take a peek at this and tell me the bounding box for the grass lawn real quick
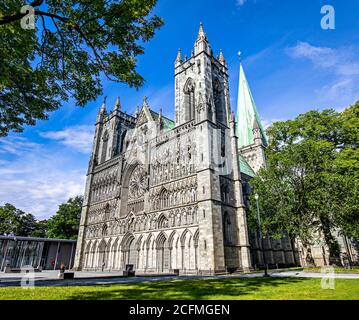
[0,277,358,300]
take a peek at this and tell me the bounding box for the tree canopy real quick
[0,0,163,136]
[46,196,83,240]
[249,101,359,262]
[0,203,47,237]
[0,196,82,239]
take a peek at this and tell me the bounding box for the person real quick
[60,262,65,273]
[102,261,105,272]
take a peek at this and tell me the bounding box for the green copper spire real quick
[236,63,268,148]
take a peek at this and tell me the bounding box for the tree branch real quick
[0,1,45,25]
[51,17,66,80]
[1,5,117,82]
[39,15,49,66]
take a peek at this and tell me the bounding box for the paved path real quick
[270,270,359,279]
[0,270,358,288]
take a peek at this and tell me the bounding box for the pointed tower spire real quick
[114,96,121,111]
[197,21,206,41]
[194,22,211,55]
[236,63,268,148]
[101,96,107,112]
[253,117,260,130]
[175,48,182,66]
[219,49,226,65]
[253,117,262,145]
[96,96,107,123]
[143,96,149,108]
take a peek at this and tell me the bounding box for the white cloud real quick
[40,125,94,153]
[262,118,286,129]
[315,78,357,110]
[0,135,87,219]
[287,42,359,108]
[235,0,258,8]
[236,0,247,6]
[287,41,359,76]
[0,136,40,156]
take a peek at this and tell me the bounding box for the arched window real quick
[101,130,109,163]
[102,224,108,236]
[159,188,168,209]
[223,212,233,245]
[158,214,168,229]
[184,78,195,122]
[104,203,110,221]
[213,78,224,123]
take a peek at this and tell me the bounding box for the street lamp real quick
[254,193,269,277]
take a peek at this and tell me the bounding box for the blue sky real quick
[1,0,359,219]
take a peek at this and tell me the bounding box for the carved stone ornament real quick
[128,165,147,200]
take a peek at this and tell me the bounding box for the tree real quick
[0,0,163,136]
[249,102,359,264]
[46,196,83,240]
[330,102,359,241]
[0,203,44,236]
[31,219,48,238]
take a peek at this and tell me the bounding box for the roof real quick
[236,64,268,148]
[149,109,175,130]
[0,235,76,243]
[238,154,255,178]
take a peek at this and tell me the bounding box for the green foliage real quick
[249,101,359,259]
[31,219,48,238]
[0,203,45,237]
[46,196,83,240]
[0,0,163,136]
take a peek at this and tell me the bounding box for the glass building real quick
[0,235,76,272]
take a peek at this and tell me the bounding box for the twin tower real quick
[174,22,231,127]
[73,24,255,274]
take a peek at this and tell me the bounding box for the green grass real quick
[304,267,359,273]
[0,277,358,300]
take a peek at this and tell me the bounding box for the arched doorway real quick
[121,233,137,270]
[98,240,106,270]
[127,238,137,267]
[156,232,170,272]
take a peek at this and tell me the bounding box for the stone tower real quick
[73,23,253,274]
[174,23,231,127]
[174,23,252,272]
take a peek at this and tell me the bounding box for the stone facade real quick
[74,24,257,274]
[74,24,357,274]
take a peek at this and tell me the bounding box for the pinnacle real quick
[197,21,207,41]
[114,96,121,110]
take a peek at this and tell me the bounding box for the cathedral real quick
[73,24,357,273]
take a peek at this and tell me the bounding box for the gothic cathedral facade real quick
[73,24,298,274]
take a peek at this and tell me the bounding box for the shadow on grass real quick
[68,277,310,300]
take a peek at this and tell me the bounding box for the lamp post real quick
[254,193,269,277]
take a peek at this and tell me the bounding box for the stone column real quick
[229,114,252,271]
